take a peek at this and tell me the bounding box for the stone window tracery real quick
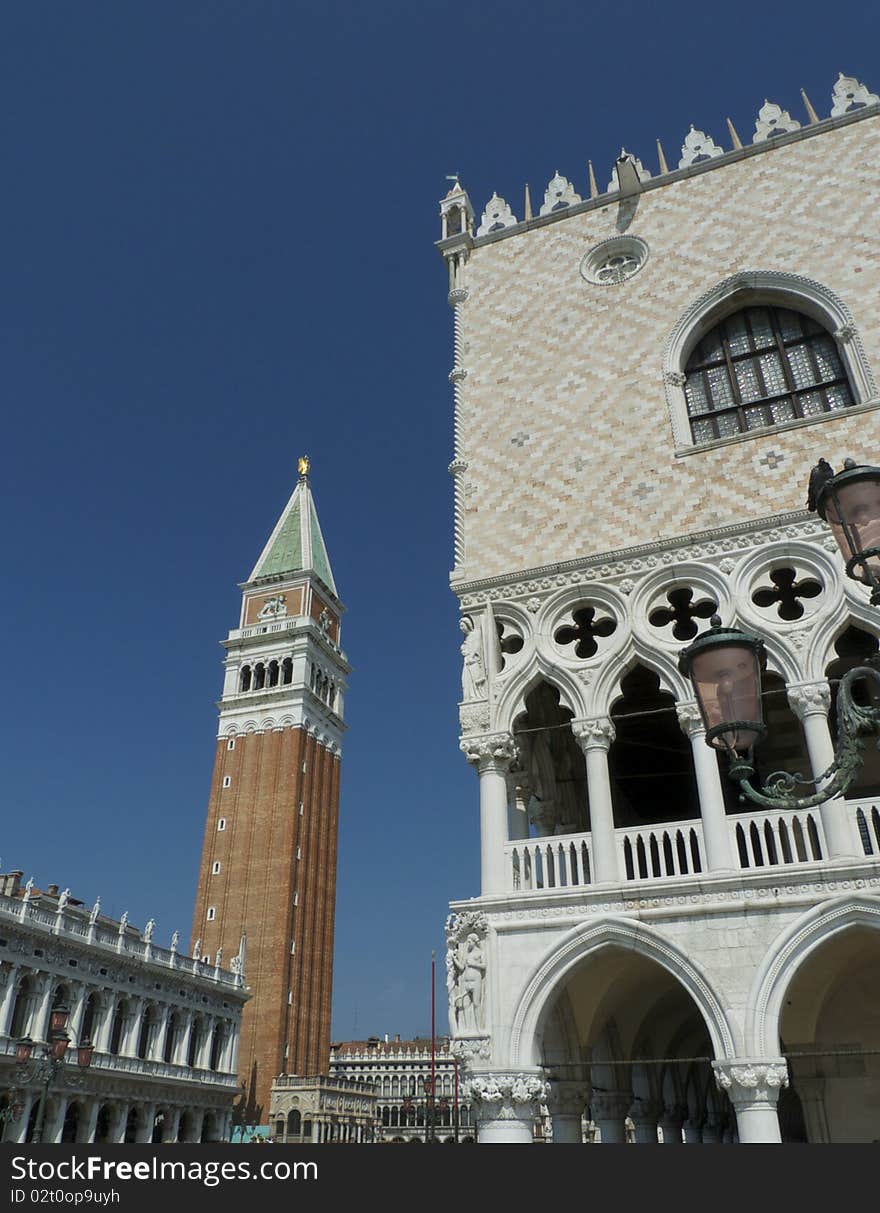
[684,305,854,442]
[648,586,717,641]
[750,566,823,621]
[553,604,617,658]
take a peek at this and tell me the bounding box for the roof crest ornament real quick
[298,454,310,480]
[752,100,801,143]
[831,73,879,117]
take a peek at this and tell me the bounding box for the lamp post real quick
[14,1006,94,1143]
[678,457,880,812]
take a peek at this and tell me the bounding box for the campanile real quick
[192,457,348,1123]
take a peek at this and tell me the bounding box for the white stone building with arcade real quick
[438,75,880,1144]
[0,871,247,1143]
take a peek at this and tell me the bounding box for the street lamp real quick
[13,1006,94,1143]
[808,457,880,604]
[678,456,880,811]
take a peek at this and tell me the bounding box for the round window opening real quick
[580,236,649,286]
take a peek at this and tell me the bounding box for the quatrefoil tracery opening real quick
[496,619,525,669]
[553,605,617,658]
[648,587,718,641]
[751,566,823,621]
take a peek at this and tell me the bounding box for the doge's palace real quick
[438,75,880,1143]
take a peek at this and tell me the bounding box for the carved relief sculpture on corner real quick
[445,911,488,1037]
[460,615,487,702]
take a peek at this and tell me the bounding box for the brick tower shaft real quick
[191,458,348,1123]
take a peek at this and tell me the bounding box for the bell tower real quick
[191,456,349,1124]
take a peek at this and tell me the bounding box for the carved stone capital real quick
[448,458,469,477]
[448,287,469,306]
[571,717,616,752]
[546,1081,589,1117]
[712,1058,789,1108]
[464,1072,550,1121]
[786,681,831,720]
[834,324,855,344]
[663,369,687,388]
[448,366,468,383]
[460,732,517,770]
[675,701,705,738]
[449,1037,491,1066]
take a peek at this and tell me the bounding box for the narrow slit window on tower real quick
[227,738,236,751]
[293,891,299,906]
[222,776,232,789]
[207,907,216,921]
[212,862,221,875]
[296,846,301,860]
[217,818,226,831]
[299,802,304,815]
[290,940,296,955]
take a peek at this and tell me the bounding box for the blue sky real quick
[1,2,877,1040]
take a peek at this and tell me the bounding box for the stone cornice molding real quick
[571,718,616,751]
[460,107,880,253]
[460,732,517,769]
[712,1058,788,1108]
[464,1072,550,1120]
[786,681,832,719]
[454,513,824,605]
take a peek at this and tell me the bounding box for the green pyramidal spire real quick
[247,456,338,595]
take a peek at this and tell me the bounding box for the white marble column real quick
[591,1090,631,1144]
[468,1073,548,1144]
[507,768,532,841]
[677,702,737,870]
[462,734,517,896]
[8,1091,33,1144]
[659,1103,686,1144]
[33,977,55,1041]
[68,982,90,1045]
[794,1075,830,1143]
[572,719,620,883]
[135,1102,156,1143]
[788,682,861,858]
[713,1059,787,1144]
[0,963,21,1036]
[120,997,145,1057]
[110,1103,130,1144]
[148,1005,171,1062]
[192,1109,206,1143]
[42,1096,68,1144]
[78,1099,100,1144]
[629,1097,661,1144]
[196,1017,215,1070]
[94,996,115,1054]
[547,1082,588,1143]
[167,1107,183,1143]
[175,1010,194,1067]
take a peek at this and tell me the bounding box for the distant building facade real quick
[437,76,880,1143]
[0,872,247,1143]
[330,1037,475,1142]
[191,458,348,1124]
[269,1074,377,1143]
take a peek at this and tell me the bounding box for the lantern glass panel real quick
[690,643,763,753]
[825,475,880,583]
[50,1035,69,1061]
[50,1007,70,1034]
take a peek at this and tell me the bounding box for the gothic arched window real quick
[684,305,854,442]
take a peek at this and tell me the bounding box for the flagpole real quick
[430,949,436,1143]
